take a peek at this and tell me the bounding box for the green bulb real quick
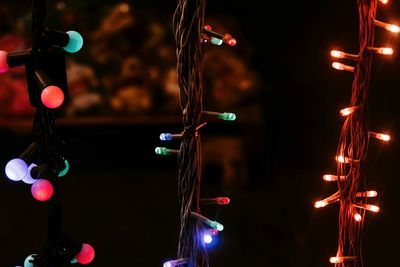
[58,159,69,177]
[155,147,169,155]
[218,112,236,121]
[64,31,84,53]
[210,221,224,231]
[71,258,78,264]
[210,37,223,46]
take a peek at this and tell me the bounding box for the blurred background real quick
[0,0,400,266]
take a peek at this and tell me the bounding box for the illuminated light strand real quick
[154,147,180,155]
[366,46,393,55]
[356,190,378,198]
[190,211,224,231]
[335,155,360,164]
[159,133,183,141]
[353,203,380,213]
[374,19,400,33]
[163,258,189,267]
[354,213,362,222]
[329,256,357,264]
[369,131,391,142]
[332,62,355,72]
[330,50,359,60]
[315,191,340,208]
[340,106,359,116]
[322,174,347,181]
[200,197,230,205]
[202,26,236,46]
[202,111,237,121]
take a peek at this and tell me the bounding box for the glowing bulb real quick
[0,50,9,73]
[380,0,389,4]
[369,131,391,142]
[315,200,327,208]
[332,62,354,72]
[216,197,230,205]
[71,258,78,264]
[5,158,28,181]
[155,147,179,155]
[356,190,378,197]
[354,203,380,213]
[163,258,189,267]
[160,133,173,141]
[210,37,223,45]
[340,106,358,116]
[329,256,357,264]
[209,221,224,231]
[64,31,84,53]
[31,179,54,201]
[370,205,380,212]
[203,233,213,244]
[387,24,400,33]
[378,47,393,55]
[227,38,237,46]
[203,25,212,31]
[323,174,346,181]
[354,213,362,222]
[24,254,37,267]
[330,50,344,58]
[22,163,38,184]
[41,85,64,109]
[58,159,69,177]
[218,112,236,121]
[75,243,95,264]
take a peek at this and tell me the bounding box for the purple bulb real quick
[22,163,37,184]
[5,158,28,181]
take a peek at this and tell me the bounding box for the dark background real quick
[1,0,400,266]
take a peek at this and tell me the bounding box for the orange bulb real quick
[315,200,327,208]
[369,131,391,142]
[335,155,359,164]
[387,24,400,33]
[354,203,380,213]
[332,62,354,72]
[330,50,343,58]
[379,0,389,4]
[329,256,357,264]
[340,106,358,116]
[378,47,393,55]
[356,191,378,198]
[41,85,64,109]
[323,174,346,181]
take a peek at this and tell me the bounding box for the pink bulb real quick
[227,38,237,46]
[31,179,54,201]
[41,85,64,109]
[0,50,9,73]
[75,243,95,264]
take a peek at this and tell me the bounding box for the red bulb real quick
[75,243,95,264]
[217,197,230,205]
[227,38,237,46]
[41,85,64,109]
[31,179,54,201]
[203,24,212,31]
[0,50,9,73]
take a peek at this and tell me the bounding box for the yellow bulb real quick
[331,50,343,58]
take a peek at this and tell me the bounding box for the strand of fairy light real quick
[155,18,237,267]
[315,0,397,265]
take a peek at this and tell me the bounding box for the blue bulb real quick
[64,31,83,53]
[24,254,36,267]
[163,261,173,267]
[5,158,28,181]
[160,133,173,141]
[203,233,213,244]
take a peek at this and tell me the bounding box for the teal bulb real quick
[24,254,37,267]
[210,37,223,45]
[64,31,83,53]
[58,159,69,177]
[71,258,78,264]
[219,112,237,121]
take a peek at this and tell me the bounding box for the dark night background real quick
[1,0,400,266]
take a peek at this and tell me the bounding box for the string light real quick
[31,179,54,201]
[24,254,37,267]
[332,62,355,72]
[329,256,357,264]
[5,158,28,182]
[201,197,230,205]
[163,258,189,267]
[22,163,38,185]
[314,191,340,208]
[322,174,347,181]
[356,190,378,197]
[353,203,380,213]
[330,50,359,60]
[374,19,400,33]
[159,133,183,141]
[74,243,95,264]
[369,131,391,142]
[57,159,70,177]
[340,106,359,116]
[335,155,360,164]
[202,111,237,121]
[379,0,389,4]
[154,147,179,155]
[191,212,224,231]
[34,70,64,109]
[366,46,394,55]
[354,213,362,222]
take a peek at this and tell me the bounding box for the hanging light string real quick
[316,0,397,265]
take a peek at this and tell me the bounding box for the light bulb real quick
[329,256,357,263]
[218,112,236,121]
[354,213,362,222]
[217,197,230,205]
[22,163,38,184]
[75,243,95,264]
[378,47,393,55]
[331,50,344,58]
[24,254,37,267]
[380,0,389,4]
[369,131,391,142]
[340,106,359,116]
[5,158,28,181]
[160,133,173,141]
[353,203,380,213]
[209,220,224,231]
[323,174,346,181]
[203,25,212,31]
[0,50,9,73]
[210,37,223,45]
[203,233,213,244]
[356,191,378,198]
[332,62,354,72]
[374,19,400,33]
[58,159,69,177]
[330,50,358,60]
[163,258,189,267]
[155,147,179,155]
[64,31,84,53]
[314,192,340,208]
[31,179,54,201]
[71,258,78,264]
[335,155,359,164]
[41,85,64,108]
